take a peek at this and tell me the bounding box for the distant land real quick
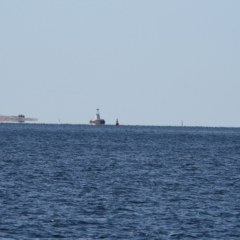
[0,115,38,123]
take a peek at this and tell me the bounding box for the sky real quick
[0,0,239,126]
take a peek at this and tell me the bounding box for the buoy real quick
[116,119,119,126]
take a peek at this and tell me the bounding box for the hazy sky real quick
[1,1,239,126]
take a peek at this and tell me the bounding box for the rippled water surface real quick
[1,123,240,239]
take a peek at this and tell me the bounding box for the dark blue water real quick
[1,124,240,239]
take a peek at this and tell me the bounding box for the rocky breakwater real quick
[0,115,38,123]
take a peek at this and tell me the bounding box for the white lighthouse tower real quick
[95,109,100,120]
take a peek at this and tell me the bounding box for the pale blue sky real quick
[0,0,239,126]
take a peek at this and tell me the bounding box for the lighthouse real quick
[89,109,105,125]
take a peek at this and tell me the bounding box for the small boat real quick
[89,109,105,125]
[116,119,119,126]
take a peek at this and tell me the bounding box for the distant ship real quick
[0,114,38,123]
[89,109,105,125]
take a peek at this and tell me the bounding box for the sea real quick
[1,123,240,239]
